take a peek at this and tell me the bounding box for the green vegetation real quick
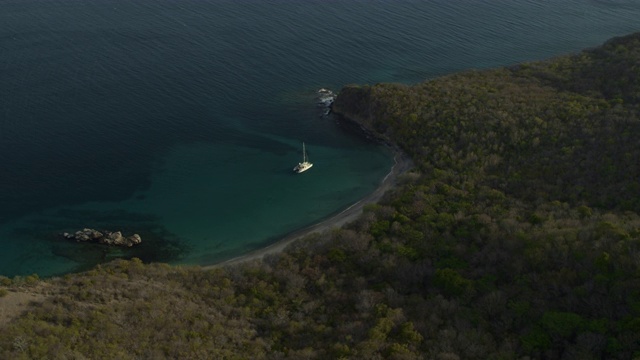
[2,32,640,359]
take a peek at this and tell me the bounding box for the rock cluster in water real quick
[63,228,142,247]
[317,88,335,115]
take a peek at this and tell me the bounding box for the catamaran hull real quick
[294,163,313,173]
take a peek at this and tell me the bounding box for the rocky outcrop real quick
[63,228,142,247]
[331,84,393,145]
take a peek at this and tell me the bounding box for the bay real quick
[1,0,639,277]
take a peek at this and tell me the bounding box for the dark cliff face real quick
[331,84,383,142]
[332,83,408,143]
[331,85,373,122]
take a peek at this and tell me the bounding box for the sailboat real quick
[293,142,313,173]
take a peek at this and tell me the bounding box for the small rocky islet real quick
[63,228,142,247]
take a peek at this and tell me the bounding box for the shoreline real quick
[207,144,413,268]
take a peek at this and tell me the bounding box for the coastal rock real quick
[64,228,104,242]
[317,88,335,116]
[317,88,335,107]
[127,234,142,246]
[105,231,123,245]
[63,228,142,247]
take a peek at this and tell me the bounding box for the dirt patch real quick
[0,287,49,328]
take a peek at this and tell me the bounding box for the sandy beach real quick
[210,145,413,268]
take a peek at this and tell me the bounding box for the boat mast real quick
[303,142,307,162]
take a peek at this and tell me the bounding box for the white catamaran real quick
[293,142,313,173]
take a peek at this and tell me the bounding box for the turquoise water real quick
[1,0,639,277]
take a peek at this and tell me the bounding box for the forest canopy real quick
[2,32,640,359]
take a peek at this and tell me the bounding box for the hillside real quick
[2,33,640,359]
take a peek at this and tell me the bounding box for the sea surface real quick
[1,0,639,277]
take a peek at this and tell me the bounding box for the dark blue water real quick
[1,0,639,277]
